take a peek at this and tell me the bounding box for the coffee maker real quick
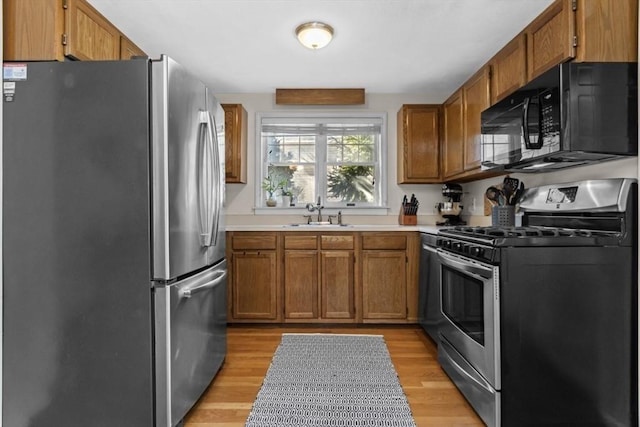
[436,183,465,226]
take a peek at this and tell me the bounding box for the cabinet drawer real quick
[231,234,277,250]
[321,235,354,250]
[284,235,318,250]
[362,234,407,250]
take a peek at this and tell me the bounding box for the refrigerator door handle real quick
[197,110,215,247]
[207,111,222,248]
[178,270,227,299]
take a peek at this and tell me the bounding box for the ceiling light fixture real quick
[295,22,334,50]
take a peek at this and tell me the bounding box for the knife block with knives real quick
[399,194,419,225]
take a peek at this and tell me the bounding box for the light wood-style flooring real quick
[183,325,484,427]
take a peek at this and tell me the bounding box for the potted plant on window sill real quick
[280,185,294,207]
[261,174,284,207]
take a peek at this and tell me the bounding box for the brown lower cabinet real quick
[228,232,280,322]
[320,241,355,321]
[362,250,407,320]
[227,231,419,324]
[283,233,355,322]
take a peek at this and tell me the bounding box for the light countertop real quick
[226,224,441,234]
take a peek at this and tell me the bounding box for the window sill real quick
[253,206,390,216]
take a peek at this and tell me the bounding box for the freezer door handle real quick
[197,110,215,247]
[178,270,227,299]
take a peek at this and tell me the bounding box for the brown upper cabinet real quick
[120,35,146,60]
[397,104,441,184]
[442,90,465,179]
[528,0,638,80]
[441,67,500,183]
[65,0,120,60]
[526,0,576,80]
[415,0,637,184]
[462,66,491,172]
[490,34,527,104]
[221,104,248,184]
[574,0,638,62]
[489,0,637,103]
[4,0,146,61]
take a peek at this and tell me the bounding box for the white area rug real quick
[245,333,417,427]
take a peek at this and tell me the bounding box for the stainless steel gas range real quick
[434,178,638,427]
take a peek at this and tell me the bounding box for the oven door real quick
[437,249,500,389]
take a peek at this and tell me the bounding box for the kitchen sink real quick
[284,222,352,228]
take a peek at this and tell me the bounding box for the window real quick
[257,113,387,209]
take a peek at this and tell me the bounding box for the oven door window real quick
[441,265,485,345]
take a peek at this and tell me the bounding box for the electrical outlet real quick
[471,197,477,213]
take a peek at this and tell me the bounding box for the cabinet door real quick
[442,90,464,179]
[575,0,638,62]
[463,67,491,171]
[321,251,354,319]
[397,105,440,183]
[120,34,146,59]
[362,251,407,320]
[65,0,120,60]
[4,0,66,60]
[222,104,248,183]
[526,0,575,80]
[490,33,527,103]
[230,251,278,320]
[284,250,319,319]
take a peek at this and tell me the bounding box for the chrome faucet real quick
[305,196,324,222]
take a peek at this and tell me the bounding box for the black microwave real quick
[481,62,637,172]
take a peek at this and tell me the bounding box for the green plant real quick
[279,183,294,197]
[327,165,374,202]
[261,173,286,199]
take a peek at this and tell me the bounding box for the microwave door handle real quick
[522,96,543,150]
[521,96,532,149]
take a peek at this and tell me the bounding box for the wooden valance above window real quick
[275,88,365,105]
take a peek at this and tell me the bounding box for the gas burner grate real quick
[443,226,618,240]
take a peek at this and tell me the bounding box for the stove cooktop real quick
[440,225,618,240]
[436,225,627,264]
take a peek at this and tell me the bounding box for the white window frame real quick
[254,112,388,214]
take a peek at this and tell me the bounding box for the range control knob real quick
[470,246,484,258]
[452,242,462,251]
[442,240,452,249]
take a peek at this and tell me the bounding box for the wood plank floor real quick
[183,325,484,427]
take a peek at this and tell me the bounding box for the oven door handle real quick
[422,244,438,254]
[437,250,493,280]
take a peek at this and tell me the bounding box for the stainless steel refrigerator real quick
[2,56,227,427]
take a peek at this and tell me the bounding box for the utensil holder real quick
[491,205,515,227]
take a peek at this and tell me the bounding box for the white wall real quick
[217,92,448,225]
[219,92,639,226]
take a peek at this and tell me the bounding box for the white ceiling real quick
[87,0,554,101]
